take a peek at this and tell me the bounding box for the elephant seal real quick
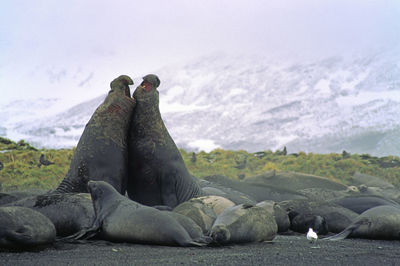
[69,181,209,246]
[289,213,328,235]
[173,198,218,234]
[279,199,358,234]
[0,206,56,249]
[256,200,290,233]
[199,179,257,205]
[329,195,399,214]
[210,204,277,244]
[244,171,347,191]
[325,205,400,240]
[7,193,94,237]
[204,175,307,202]
[190,195,235,215]
[0,189,48,206]
[127,74,203,208]
[162,211,209,241]
[55,75,136,194]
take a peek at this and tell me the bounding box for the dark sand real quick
[1,235,400,265]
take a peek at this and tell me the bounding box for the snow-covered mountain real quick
[1,52,400,156]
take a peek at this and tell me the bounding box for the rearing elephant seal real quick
[55,75,136,194]
[127,74,204,208]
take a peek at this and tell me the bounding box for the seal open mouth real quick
[141,80,153,92]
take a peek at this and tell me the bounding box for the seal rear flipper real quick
[323,224,357,241]
[192,235,213,245]
[58,226,101,242]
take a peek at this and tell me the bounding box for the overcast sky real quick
[1,0,399,105]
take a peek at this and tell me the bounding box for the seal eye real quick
[141,80,153,92]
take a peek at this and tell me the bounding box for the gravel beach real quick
[1,235,400,266]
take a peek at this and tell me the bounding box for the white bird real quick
[306,228,318,243]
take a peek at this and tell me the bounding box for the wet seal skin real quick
[55,75,136,194]
[127,74,204,208]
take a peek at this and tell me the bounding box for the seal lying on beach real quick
[8,193,94,237]
[55,75,135,194]
[127,74,203,208]
[325,205,400,240]
[68,181,210,247]
[0,206,56,249]
[210,204,278,244]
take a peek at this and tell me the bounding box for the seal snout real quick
[140,74,160,92]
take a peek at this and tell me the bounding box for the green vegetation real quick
[1,137,400,191]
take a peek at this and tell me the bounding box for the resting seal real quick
[325,205,400,240]
[210,204,277,244]
[127,74,203,208]
[55,75,135,194]
[69,181,209,246]
[0,206,56,249]
[8,193,94,237]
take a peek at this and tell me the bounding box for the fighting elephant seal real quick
[7,193,94,237]
[210,204,277,244]
[69,181,209,246]
[325,205,400,240]
[0,206,56,249]
[127,74,203,208]
[55,75,136,194]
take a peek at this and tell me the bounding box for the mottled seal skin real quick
[210,204,277,244]
[55,75,136,194]
[256,200,290,233]
[8,193,94,237]
[199,179,257,205]
[173,198,217,234]
[127,74,203,208]
[325,205,400,240]
[0,206,56,249]
[69,181,209,247]
[163,211,209,241]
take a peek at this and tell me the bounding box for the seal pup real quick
[127,74,203,208]
[279,199,358,233]
[210,204,277,244]
[69,181,209,246]
[325,205,400,240]
[0,206,56,249]
[55,75,136,194]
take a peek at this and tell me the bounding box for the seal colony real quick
[3,74,400,250]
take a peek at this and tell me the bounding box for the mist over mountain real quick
[1,51,400,156]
